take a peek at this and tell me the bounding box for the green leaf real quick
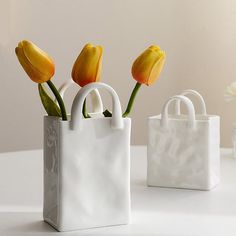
[103,109,112,117]
[38,83,62,117]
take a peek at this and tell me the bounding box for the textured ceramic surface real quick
[147,95,220,190]
[44,82,131,232]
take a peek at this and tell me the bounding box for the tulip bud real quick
[131,45,166,86]
[71,43,103,87]
[15,40,55,83]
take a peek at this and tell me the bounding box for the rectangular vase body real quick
[43,116,131,231]
[147,115,220,190]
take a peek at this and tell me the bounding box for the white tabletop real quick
[0,147,236,235]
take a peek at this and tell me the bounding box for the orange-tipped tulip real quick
[15,40,55,83]
[132,45,166,86]
[71,43,103,87]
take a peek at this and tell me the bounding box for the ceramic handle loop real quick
[57,79,104,113]
[175,89,206,115]
[161,95,196,129]
[70,82,123,130]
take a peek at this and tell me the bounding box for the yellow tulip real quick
[131,45,166,86]
[71,43,103,87]
[15,40,55,83]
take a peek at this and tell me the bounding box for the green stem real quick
[82,99,91,118]
[103,109,112,117]
[47,80,67,121]
[123,82,142,117]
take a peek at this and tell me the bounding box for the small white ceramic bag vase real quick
[147,91,220,190]
[43,82,131,231]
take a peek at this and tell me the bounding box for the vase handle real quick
[57,79,104,114]
[175,89,206,115]
[70,82,123,130]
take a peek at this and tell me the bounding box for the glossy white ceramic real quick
[43,82,131,231]
[57,78,104,114]
[147,94,220,190]
[174,89,207,115]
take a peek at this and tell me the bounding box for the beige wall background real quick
[1,0,236,152]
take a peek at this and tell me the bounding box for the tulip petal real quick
[132,49,159,84]
[21,40,55,79]
[15,46,48,83]
[15,40,55,83]
[38,83,62,117]
[149,45,161,52]
[148,51,166,85]
[132,45,166,85]
[71,43,103,87]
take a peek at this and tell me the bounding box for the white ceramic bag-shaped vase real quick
[147,94,220,190]
[43,82,131,231]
